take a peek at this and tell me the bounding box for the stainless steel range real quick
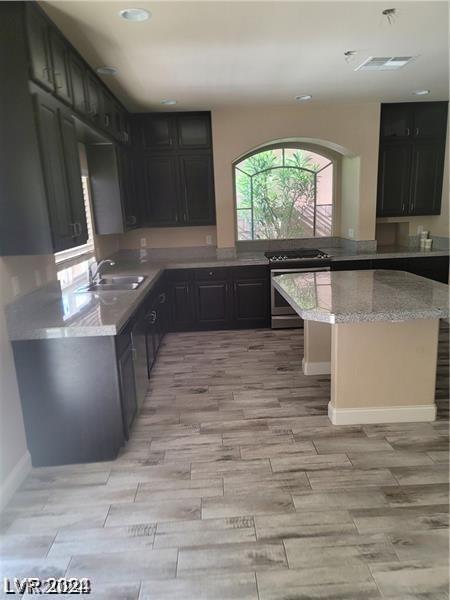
[265,248,331,328]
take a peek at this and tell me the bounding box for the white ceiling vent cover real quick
[355,56,417,71]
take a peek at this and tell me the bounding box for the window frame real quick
[233,142,340,243]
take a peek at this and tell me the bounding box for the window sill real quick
[55,248,95,270]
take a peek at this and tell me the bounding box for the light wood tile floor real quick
[1,325,449,599]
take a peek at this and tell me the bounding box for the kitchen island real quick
[272,269,450,425]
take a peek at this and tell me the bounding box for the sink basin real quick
[75,275,146,293]
[98,276,146,285]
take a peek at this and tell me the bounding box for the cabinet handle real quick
[127,215,137,226]
[402,203,406,213]
[54,72,62,90]
[76,223,82,236]
[69,223,77,237]
[415,127,419,136]
[42,66,50,82]
[406,127,410,136]
[159,293,166,304]
[104,114,111,127]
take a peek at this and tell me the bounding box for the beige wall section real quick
[303,321,331,375]
[120,226,217,250]
[331,319,439,410]
[0,254,57,499]
[211,103,381,248]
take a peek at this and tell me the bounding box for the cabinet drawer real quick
[372,258,409,271]
[331,260,372,271]
[194,267,231,281]
[231,266,268,279]
[166,268,193,282]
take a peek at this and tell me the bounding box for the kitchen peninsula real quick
[273,269,450,425]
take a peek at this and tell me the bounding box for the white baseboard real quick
[302,358,331,376]
[0,451,32,511]
[328,402,437,425]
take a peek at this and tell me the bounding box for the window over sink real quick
[234,144,336,241]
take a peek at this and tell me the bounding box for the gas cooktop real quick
[265,249,330,263]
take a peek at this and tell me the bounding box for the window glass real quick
[235,146,334,240]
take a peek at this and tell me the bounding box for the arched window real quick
[234,144,335,241]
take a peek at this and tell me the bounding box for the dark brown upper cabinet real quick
[133,112,216,227]
[142,155,180,226]
[177,113,211,148]
[68,51,88,115]
[26,3,54,92]
[85,71,102,125]
[49,29,72,104]
[179,154,215,225]
[142,114,175,149]
[140,112,211,150]
[377,102,448,217]
[34,92,87,252]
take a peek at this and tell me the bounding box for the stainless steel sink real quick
[75,275,146,293]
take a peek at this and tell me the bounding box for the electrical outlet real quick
[417,225,424,234]
[34,270,42,287]
[348,228,354,238]
[11,276,20,297]
[140,237,147,248]
[206,235,212,246]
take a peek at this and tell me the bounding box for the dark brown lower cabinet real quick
[194,280,231,329]
[168,266,270,331]
[233,278,269,328]
[117,336,137,441]
[332,256,449,284]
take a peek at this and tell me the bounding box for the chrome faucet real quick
[88,259,116,285]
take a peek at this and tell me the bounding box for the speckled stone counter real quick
[273,269,449,425]
[5,254,268,341]
[272,269,450,324]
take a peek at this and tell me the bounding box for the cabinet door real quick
[34,94,75,252]
[118,147,139,229]
[69,52,88,115]
[26,5,54,91]
[408,256,449,284]
[101,90,114,133]
[143,155,180,226]
[59,109,88,246]
[179,155,215,225]
[233,279,269,328]
[413,103,448,139]
[409,141,444,215]
[193,281,231,329]
[117,342,137,440]
[49,30,72,104]
[176,113,211,148]
[377,142,411,217]
[380,104,413,139]
[331,260,373,271]
[168,281,195,331]
[142,115,175,149]
[86,71,101,125]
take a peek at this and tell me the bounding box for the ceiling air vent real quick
[355,56,416,71]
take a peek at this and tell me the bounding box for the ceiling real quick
[41,1,449,112]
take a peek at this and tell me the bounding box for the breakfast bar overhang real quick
[272,269,450,425]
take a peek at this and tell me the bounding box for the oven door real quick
[270,266,330,328]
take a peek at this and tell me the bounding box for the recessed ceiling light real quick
[161,99,177,105]
[119,8,150,22]
[413,89,430,96]
[295,95,312,102]
[96,66,118,76]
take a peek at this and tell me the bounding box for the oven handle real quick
[271,266,331,275]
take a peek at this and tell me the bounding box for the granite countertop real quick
[6,247,449,341]
[5,255,269,341]
[272,269,450,324]
[323,245,450,261]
